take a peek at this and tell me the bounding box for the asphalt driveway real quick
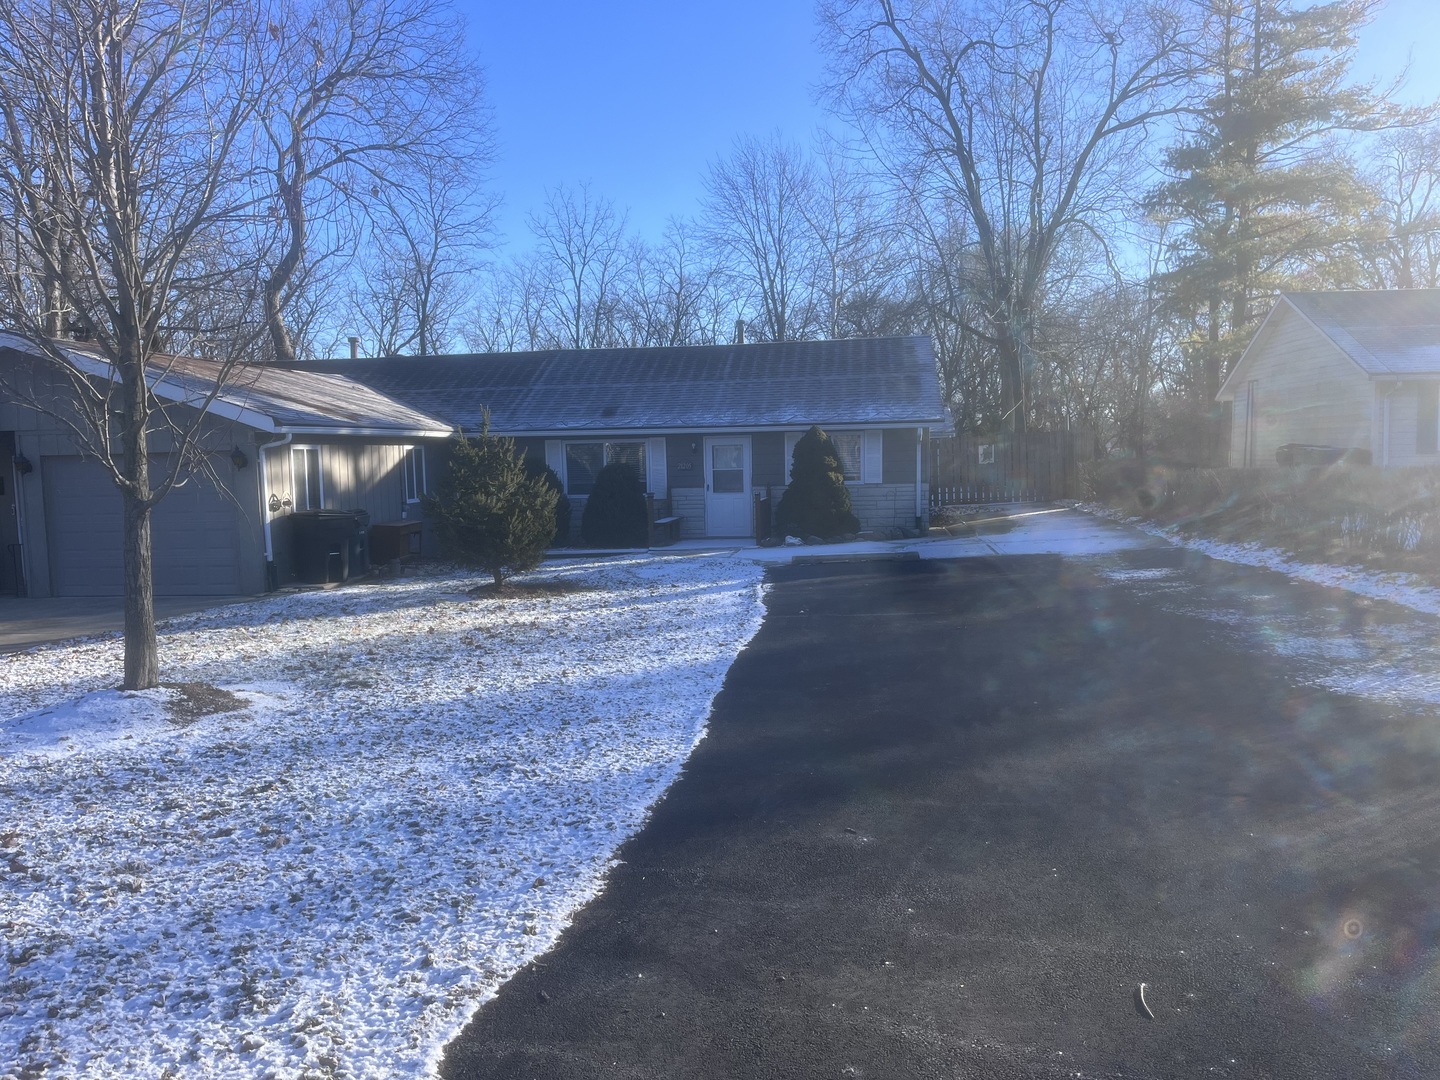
[441,548,1440,1079]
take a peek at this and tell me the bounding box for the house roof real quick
[295,336,947,435]
[0,334,453,438]
[1285,289,1440,377]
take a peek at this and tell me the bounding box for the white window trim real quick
[291,445,324,510]
[403,445,427,503]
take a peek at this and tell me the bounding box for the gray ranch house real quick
[313,335,947,542]
[1220,289,1440,467]
[0,336,451,597]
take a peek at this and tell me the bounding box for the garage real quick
[42,456,246,597]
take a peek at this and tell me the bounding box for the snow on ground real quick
[0,553,766,1080]
[1082,502,1440,618]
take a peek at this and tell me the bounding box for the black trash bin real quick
[290,509,365,584]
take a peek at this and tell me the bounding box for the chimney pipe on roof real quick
[734,319,745,345]
[347,335,360,360]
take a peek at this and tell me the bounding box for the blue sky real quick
[460,0,1440,256]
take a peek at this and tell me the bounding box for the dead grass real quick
[162,682,247,726]
[465,579,596,600]
[1084,459,1440,582]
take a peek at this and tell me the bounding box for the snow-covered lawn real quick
[0,554,766,1079]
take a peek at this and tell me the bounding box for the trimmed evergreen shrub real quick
[523,458,572,544]
[581,461,649,547]
[423,428,558,587]
[775,425,860,538]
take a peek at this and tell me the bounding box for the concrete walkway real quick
[0,507,1156,653]
[0,595,251,652]
[561,503,1163,564]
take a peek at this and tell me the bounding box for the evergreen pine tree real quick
[1147,0,1397,416]
[580,461,649,548]
[423,427,558,587]
[774,426,860,539]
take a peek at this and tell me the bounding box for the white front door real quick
[703,436,752,537]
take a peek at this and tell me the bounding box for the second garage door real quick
[42,456,246,597]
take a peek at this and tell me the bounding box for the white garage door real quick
[43,456,245,596]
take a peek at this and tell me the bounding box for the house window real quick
[291,446,322,509]
[403,446,427,502]
[564,441,646,495]
[786,430,862,483]
[1418,383,1439,455]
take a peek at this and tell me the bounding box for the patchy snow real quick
[0,553,766,1079]
[1082,502,1440,618]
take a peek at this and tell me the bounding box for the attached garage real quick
[42,456,245,597]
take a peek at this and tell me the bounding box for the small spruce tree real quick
[423,427,559,587]
[581,461,649,548]
[775,425,860,538]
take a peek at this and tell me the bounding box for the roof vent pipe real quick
[734,319,745,345]
[348,335,360,360]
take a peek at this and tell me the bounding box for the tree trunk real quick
[997,333,1027,435]
[122,485,158,690]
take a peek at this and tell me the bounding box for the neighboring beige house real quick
[1219,289,1440,468]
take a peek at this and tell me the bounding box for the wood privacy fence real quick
[930,431,1091,506]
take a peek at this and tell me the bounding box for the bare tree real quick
[702,133,821,342]
[823,0,1194,432]
[0,0,267,688]
[1354,125,1440,289]
[529,183,630,349]
[348,160,492,356]
[463,252,552,353]
[256,0,490,363]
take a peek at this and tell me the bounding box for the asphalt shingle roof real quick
[1286,289,1440,376]
[0,334,451,436]
[297,336,946,434]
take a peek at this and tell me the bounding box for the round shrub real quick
[523,459,572,545]
[581,461,649,548]
[774,425,860,538]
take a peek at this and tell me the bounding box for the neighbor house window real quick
[1418,383,1439,455]
[786,430,862,483]
[403,446,427,502]
[564,441,646,495]
[291,446,322,509]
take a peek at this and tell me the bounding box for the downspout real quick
[1381,382,1402,467]
[915,427,925,528]
[258,433,292,582]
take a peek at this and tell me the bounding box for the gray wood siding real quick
[666,436,703,488]
[1228,306,1373,467]
[882,428,920,484]
[751,432,786,487]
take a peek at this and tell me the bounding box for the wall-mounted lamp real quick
[230,445,249,470]
[268,493,282,513]
[689,441,698,453]
[12,453,31,475]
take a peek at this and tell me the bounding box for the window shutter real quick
[647,437,667,497]
[544,440,564,482]
[862,430,882,484]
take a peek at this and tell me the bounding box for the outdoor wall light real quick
[230,445,249,470]
[12,453,31,475]
[689,441,698,453]
[268,493,282,513]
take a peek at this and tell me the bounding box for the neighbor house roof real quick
[0,333,453,438]
[1220,289,1440,399]
[294,335,947,435]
